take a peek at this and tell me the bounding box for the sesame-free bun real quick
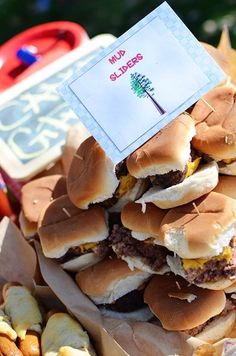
[214,175,236,199]
[126,113,195,178]
[38,195,108,258]
[160,192,236,259]
[219,160,236,175]
[144,274,226,331]
[136,161,219,209]
[121,202,166,241]
[75,257,150,305]
[18,211,37,239]
[67,136,119,209]
[21,175,67,223]
[191,85,236,161]
[196,310,236,343]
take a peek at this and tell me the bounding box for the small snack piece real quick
[2,284,42,343]
[160,192,236,290]
[0,309,22,355]
[20,175,67,238]
[110,202,170,274]
[76,257,152,321]
[127,113,218,209]
[41,312,96,356]
[144,274,236,343]
[191,85,236,175]
[38,195,109,271]
[67,136,119,209]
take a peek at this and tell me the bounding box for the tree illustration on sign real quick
[130,72,166,115]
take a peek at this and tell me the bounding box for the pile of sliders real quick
[19,59,236,345]
[0,283,96,355]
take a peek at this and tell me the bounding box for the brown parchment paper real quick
[0,216,36,289]
[35,241,195,356]
[35,241,128,356]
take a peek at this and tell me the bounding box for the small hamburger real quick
[160,191,236,290]
[20,174,67,238]
[76,257,152,321]
[38,195,109,271]
[126,113,219,209]
[144,273,236,343]
[191,85,236,176]
[109,202,170,274]
[67,136,146,211]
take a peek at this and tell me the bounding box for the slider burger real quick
[2,283,42,355]
[42,312,96,356]
[67,136,146,211]
[160,192,236,290]
[20,174,67,238]
[76,257,152,321]
[126,113,219,209]
[109,202,170,274]
[38,195,109,271]
[144,274,236,343]
[191,85,236,176]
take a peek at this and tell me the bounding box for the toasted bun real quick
[38,195,108,258]
[18,211,37,239]
[144,274,226,331]
[214,175,236,199]
[160,192,236,259]
[100,305,153,322]
[126,113,195,178]
[61,122,90,175]
[60,253,103,272]
[21,175,67,223]
[121,202,166,240]
[67,136,119,209]
[196,310,236,343]
[192,86,236,160]
[75,257,150,304]
[137,161,219,209]
[167,255,236,290]
[219,160,236,176]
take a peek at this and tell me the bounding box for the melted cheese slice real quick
[4,286,42,340]
[42,313,91,356]
[182,246,232,270]
[0,309,17,340]
[79,243,97,254]
[115,174,137,198]
[185,157,201,178]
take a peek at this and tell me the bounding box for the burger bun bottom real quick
[100,305,153,322]
[196,310,236,344]
[61,253,103,272]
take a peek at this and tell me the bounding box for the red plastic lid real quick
[0,21,89,92]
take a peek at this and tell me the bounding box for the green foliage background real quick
[0,0,236,48]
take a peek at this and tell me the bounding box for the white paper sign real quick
[59,2,225,164]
